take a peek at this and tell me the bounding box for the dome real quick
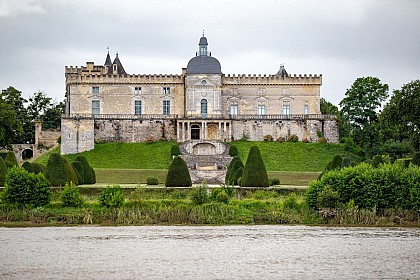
[199,36,208,45]
[186,56,222,75]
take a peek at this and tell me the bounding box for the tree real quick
[339,77,389,156]
[381,80,420,150]
[1,86,32,143]
[241,146,269,187]
[41,100,65,130]
[5,151,18,167]
[165,156,192,187]
[0,99,22,148]
[27,91,52,121]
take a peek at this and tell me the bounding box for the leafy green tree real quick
[241,146,269,187]
[1,86,32,143]
[41,101,65,130]
[381,80,420,150]
[27,91,52,121]
[339,77,389,156]
[0,99,22,147]
[165,156,192,187]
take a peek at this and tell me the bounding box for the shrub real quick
[190,181,209,205]
[316,186,340,208]
[216,191,229,204]
[5,151,18,167]
[228,145,238,156]
[0,157,7,188]
[21,161,34,173]
[283,193,299,209]
[99,186,125,207]
[90,166,96,184]
[225,156,241,184]
[230,167,243,186]
[171,144,180,157]
[371,155,384,168]
[59,182,83,207]
[4,166,51,207]
[317,137,327,143]
[228,158,244,185]
[31,163,45,174]
[62,157,79,185]
[165,156,192,187]
[44,153,67,186]
[276,137,286,143]
[287,134,299,142]
[341,157,351,168]
[263,135,273,142]
[75,156,94,184]
[147,177,159,185]
[241,146,269,187]
[5,160,14,169]
[270,178,280,186]
[302,138,310,143]
[237,177,242,186]
[71,161,84,185]
[395,158,412,168]
[330,155,343,170]
[411,152,420,166]
[0,152,7,160]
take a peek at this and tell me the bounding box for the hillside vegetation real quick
[35,141,352,172]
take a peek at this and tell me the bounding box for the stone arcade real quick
[61,34,338,182]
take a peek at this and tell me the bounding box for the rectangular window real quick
[283,104,290,115]
[134,86,142,94]
[92,86,99,94]
[163,87,171,94]
[258,101,265,115]
[304,104,309,115]
[230,102,238,115]
[163,100,170,115]
[135,100,142,115]
[92,100,100,115]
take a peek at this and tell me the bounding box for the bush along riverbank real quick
[0,183,418,226]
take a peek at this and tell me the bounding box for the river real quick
[1,225,419,279]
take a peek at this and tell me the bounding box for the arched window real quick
[201,99,208,117]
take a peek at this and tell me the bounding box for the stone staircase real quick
[180,140,232,184]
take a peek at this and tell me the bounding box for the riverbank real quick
[1,188,419,227]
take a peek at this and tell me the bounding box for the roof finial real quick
[107,46,109,53]
[202,30,205,37]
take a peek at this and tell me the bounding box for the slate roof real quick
[109,53,127,75]
[186,56,222,74]
[104,52,112,66]
[199,36,208,45]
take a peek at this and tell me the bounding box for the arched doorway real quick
[201,99,208,118]
[191,124,200,140]
[22,149,33,160]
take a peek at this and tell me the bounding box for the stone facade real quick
[61,35,338,154]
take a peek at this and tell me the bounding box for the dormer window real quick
[92,86,99,95]
[134,86,142,94]
[163,87,171,94]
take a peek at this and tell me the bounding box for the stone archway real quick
[192,142,216,155]
[207,124,218,140]
[21,149,34,160]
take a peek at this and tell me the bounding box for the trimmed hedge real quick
[0,157,7,188]
[165,156,192,187]
[71,161,84,185]
[4,166,51,207]
[306,163,420,210]
[44,153,67,186]
[228,145,238,156]
[241,146,269,187]
[0,152,7,160]
[62,157,79,185]
[75,156,94,184]
[21,161,34,173]
[31,162,45,174]
[5,151,18,167]
[147,177,159,185]
[228,159,244,185]
[225,156,241,184]
[171,144,181,157]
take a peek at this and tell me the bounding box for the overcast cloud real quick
[0,0,419,105]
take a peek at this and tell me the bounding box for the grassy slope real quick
[34,141,350,185]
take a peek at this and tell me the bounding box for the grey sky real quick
[1,0,419,105]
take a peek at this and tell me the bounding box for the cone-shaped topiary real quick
[225,156,240,184]
[165,156,192,187]
[411,152,420,166]
[21,161,34,173]
[229,159,244,185]
[0,157,7,188]
[342,157,351,168]
[330,155,343,170]
[31,162,45,174]
[75,156,94,184]
[228,145,238,156]
[241,146,269,187]
[90,166,96,184]
[62,157,79,185]
[171,144,180,157]
[71,161,84,185]
[230,167,243,186]
[5,151,18,167]
[44,153,67,186]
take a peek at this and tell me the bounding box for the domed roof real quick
[186,56,222,74]
[199,36,208,45]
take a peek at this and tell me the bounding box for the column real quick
[204,121,207,139]
[177,121,180,141]
[187,121,190,140]
[228,121,232,140]
[218,122,221,140]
